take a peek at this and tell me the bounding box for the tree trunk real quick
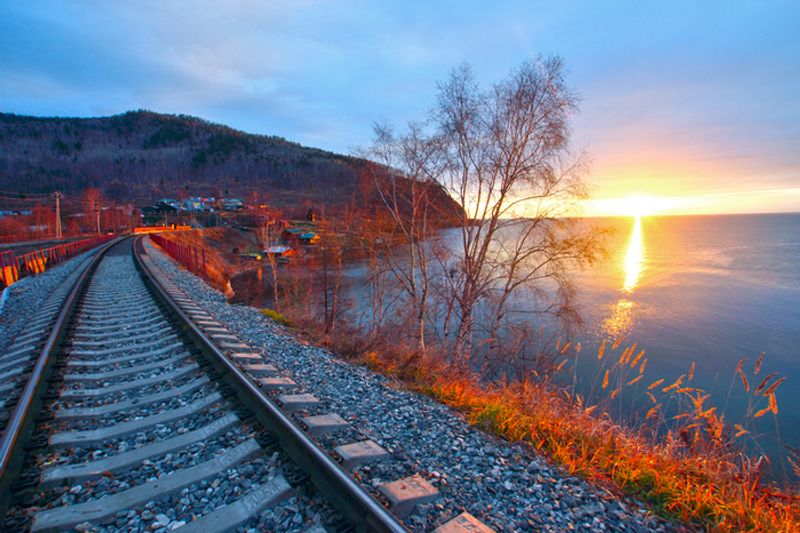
[453,304,475,368]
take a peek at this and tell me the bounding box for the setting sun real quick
[590,194,674,217]
[625,195,662,217]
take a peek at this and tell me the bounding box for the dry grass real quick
[294,321,800,532]
[428,377,798,531]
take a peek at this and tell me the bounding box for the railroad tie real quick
[174,475,293,533]
[49,392,223,447]
[32,439,261,532]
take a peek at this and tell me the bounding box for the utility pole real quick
[54,192,63,240]
[95,207,101,235]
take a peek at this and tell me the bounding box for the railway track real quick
[0,238,491,532]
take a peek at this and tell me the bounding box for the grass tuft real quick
[260,307,290,326]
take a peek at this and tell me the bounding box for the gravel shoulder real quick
[145,239,679,532]
[0,247,99,352]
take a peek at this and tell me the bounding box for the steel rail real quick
[0,238,122,481]
[133,236,408,533]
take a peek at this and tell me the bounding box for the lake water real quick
[248,212,800,479]
[571,213,800,480]
[336,213,800,479]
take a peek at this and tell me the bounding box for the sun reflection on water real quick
[604,216,647,337]
[623,215,645,293]
[604,298,634,338]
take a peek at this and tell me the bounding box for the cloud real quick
[0,0,798,214]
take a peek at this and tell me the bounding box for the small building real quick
[298,232,319,245]
[182,197,216,212]
[222,198,244,211]
[199,197,216,211]
[0,209,32,217]
[282,227,305,240]
[155,198,180,211]
[263,245,295,258]
[182,198,202,212]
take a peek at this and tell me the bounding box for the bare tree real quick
[373,56,603,370]
[363,123,445,350]
[353,211,394,337]
[437,57,603,367]
[318,214,351,334]
[31,204,53,238]
[257,206,283,311]
[84,188,104,234]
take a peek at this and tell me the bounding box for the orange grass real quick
[427,375,799,531]
[300,325,800,532]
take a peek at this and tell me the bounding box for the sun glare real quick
[625,195,659,217]
[590,194,674,217]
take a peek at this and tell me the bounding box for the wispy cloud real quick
[0,0,798,212]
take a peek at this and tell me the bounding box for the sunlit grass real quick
[427,349,798,531]
[296,319,800,531]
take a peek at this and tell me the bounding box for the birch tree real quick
[363,124,444,350]
[373,56,603,370]
[436,57,603,367]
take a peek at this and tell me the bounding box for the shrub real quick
[261,307,290,326]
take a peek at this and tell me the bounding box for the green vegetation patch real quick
[261,308,290,326]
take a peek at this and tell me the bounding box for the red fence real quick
[150,234,207,278]
[0,236,113,288]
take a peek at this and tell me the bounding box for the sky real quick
[1,1,798,215]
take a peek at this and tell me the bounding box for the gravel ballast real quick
[6,240,334,533]
[145,239,679,532]
[0,247,100,353]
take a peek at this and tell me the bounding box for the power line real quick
[0,190,53,198]
[0,195,53,202]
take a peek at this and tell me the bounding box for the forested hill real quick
[0,110,460,218]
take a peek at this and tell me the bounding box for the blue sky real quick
[1,1,798,213]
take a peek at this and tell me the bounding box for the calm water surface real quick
[574,213,800,478]
[314,213,800,478]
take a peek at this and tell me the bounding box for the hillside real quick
[0,110,461,220]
